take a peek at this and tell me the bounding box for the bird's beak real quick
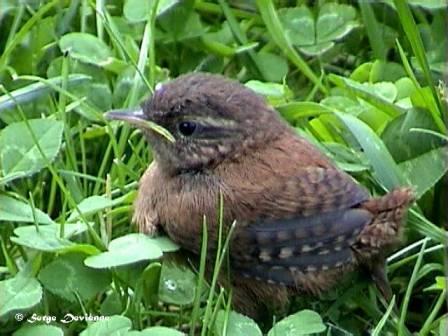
[105,107,175,143]
[105,107,148,128]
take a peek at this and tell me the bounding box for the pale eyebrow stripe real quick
[181,115,238,128]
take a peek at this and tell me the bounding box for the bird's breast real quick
[138,166,228,252]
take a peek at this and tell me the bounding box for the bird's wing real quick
[257,167,370,217]
[231,167,372,285]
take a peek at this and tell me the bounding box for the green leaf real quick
[431,276,446,290]
[335,112,407,189]
[0,268,42,318]
[329,74,403,118]
[0,74,90,113]
[124,0,179,23]
[399,147,448,199]
[370,61,406,83]
[11,223,89,252]
[0,119,64,181]
[136,262,162,307]
[268,310,326,336]
[324,142,370,173]
[245,80,292,106]
[159,10,206,42]
[73,82,112,120]
[382,108,445,162]
[395,77,417,101]
[277,102,332,123]
[383,0,447,11]
[84,234,163,269]
[350,62,373,82]
[255,0,326,93]
[158,263,196,306]
[215,310,262,336]
[278,6,312,47]
[13,325,64,336]
[0,194,54,224]
[113,66,147,108]
[414,14,447,75]
[67,195,115,222]
[321,96,367,116]
[80,315,132,336]
[151,236,180,252]
[58,243,101,255]
[279,4,359,56]
[59,33,112,67]
[100,292,122,317]
[38,253,111,302]
[368,82,397,103]
[123,0,151,22]
[256,51,288,83]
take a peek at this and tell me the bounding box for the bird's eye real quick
[177,121,197,137]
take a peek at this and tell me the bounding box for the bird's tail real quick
[356,187,415,251]
[354,187,415,299]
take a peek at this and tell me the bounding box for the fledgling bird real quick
[106,73,414,318]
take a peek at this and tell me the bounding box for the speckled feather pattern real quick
[130,73,415,318]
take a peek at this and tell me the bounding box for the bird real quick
[106,72,414,318]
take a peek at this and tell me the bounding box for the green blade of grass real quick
[201,193,236,335]
[395,40,446,133]
[100,8,152,93]
[0,0,60,72]
[334,111,406,189]
[393,0,444,121]
[95,0,105,40]
[128,0,159,105]
[398,239,427,336]
[419,289,447,336]
[372,295,396,336]
[358,1,387,61]
[0,89,106,250]
[190,216,209,335]
[217,0,263,79]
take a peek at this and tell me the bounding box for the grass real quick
[0,0,447,335]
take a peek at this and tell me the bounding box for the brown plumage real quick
[106,73,414,318]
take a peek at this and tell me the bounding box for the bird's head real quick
[106,73,287,175]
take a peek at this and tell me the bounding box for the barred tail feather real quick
[352,187,414,299]
[356,187,415,254]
